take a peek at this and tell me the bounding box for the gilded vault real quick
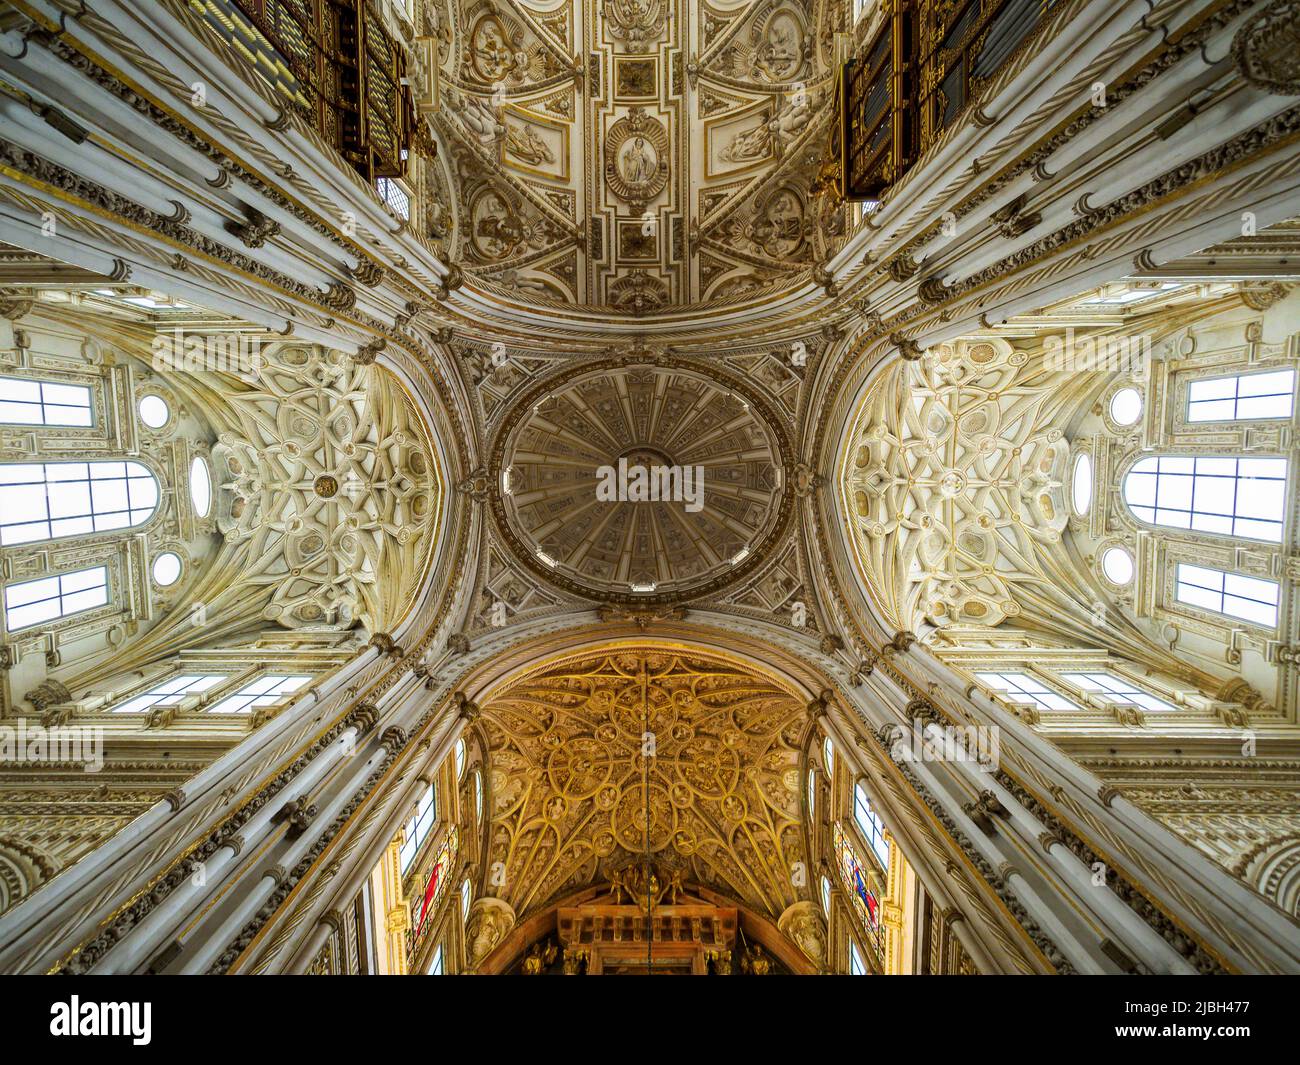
[427,0,845,314]
[479,647,808,920]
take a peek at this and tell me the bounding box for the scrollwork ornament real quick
[1232,1,1300,94]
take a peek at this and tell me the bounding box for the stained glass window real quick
[834,822,883,954]
[413,825,458,939]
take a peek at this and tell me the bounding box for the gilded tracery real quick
[480,648,807,919]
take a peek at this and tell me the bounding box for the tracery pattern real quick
[212,344,440,632]
[845,337,1071,632]
[482,649,807,918]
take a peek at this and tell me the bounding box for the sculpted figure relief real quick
[619,136,656,186]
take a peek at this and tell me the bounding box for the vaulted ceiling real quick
[490,362,790,601]
[478,646,810,920]
[426,0,844,315]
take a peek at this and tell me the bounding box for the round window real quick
[1102,547,1134,585]
[189,456,212,517]
[1072,454,1093,515]
[152,552,182,586]
[138,394,170,429]
[1109,388,1143,426]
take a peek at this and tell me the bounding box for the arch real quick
[1236,836,1300,918]
[1121,454,1288,543]
[424,618,996,974]
[0,835,60,916]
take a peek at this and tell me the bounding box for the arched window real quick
[473,769,483,822]
[427,943,444,975]
[1123,455,1287,542]
[822,735,834,773]
[807,767,817,816]
[461,878,472,921]
[853,782,890,870]
[400,783,437,873]
[820,875,831,915]
[454,737,466,778]
[850,942,867,975]
[0,461,159,546]
[833,822,882,953]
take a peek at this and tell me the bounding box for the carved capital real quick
[454,691,480,723]
[25,679,72,712]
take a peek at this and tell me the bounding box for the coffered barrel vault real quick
[436,0,841,316]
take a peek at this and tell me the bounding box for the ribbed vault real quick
[478,644,810,921]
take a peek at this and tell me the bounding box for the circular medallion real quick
[604,107,670,203]
[488,361,791,603]
[1232,1,1300,94]
[469,188,525,261]
[469,14,518,83]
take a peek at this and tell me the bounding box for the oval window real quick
[189,456,212,517]
[1102,547,1134,585]
[152,551,182,586]
[1109,388,1142,426]
[1072,454,1093,515]
[138,394,170,429]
